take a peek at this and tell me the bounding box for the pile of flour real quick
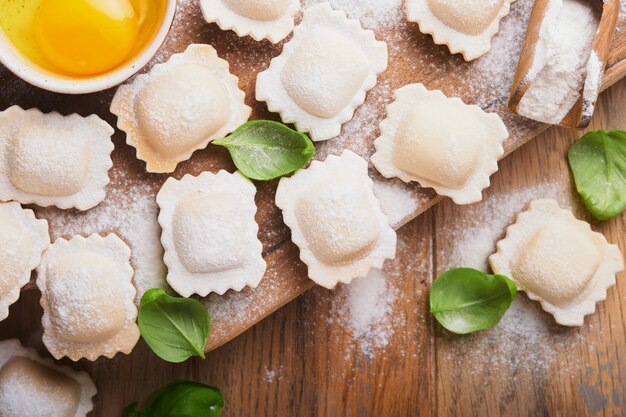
[518,0,600,124]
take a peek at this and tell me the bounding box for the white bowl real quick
[0,0,178,95]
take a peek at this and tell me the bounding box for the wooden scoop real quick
[509,0,620,128]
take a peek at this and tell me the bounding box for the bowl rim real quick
[0,0,178,95]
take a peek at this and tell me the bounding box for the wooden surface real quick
[2,74,626,417]
[2,1,626,353]
[1,1,626,416]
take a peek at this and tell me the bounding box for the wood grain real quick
[0,78,614,417]
[432,80,626,417]
[1,2,626,416]
[1,0,626,354]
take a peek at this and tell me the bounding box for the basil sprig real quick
[138,288,211,363]
[213,120,315,181]
[430,268,517,334]
[568,130,626,220]
[123,381,224,417]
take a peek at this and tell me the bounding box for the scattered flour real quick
[327,268,398,357]
[583,50,603,118]
[265,365,284,383]
[619,0,626,31]
[301,0,403,29]
[441,181,567,272]
[435,179,601,376]
[373,178,419,227]
[36,181,167,303]
[517,0,600,124]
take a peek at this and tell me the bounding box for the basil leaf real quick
[213,120,315,181]
[429,268,517,335]
[568,130,626,220]
[124,381,224,417]
[138,288,210,363]
[122,403,140,417]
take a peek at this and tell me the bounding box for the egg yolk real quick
[35,0,139,76]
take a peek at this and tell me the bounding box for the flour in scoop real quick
[517,0,600,124]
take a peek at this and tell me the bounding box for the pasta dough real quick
[157,170,266,296]
[256,3,388,141]
[490,199,624,326]
[37,234,140,361]
[0,202,49,322]
[371,83,508,205]
[0,339,96,417]
[200,0,300,43]
[111,44,251,173]
[0,106,114,210]
[275,150,396,288]
[406,0,516,61]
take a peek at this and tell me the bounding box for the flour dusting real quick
[327,268,398,357]
[37,180,166,303]
[518,0,600,124]
[441,181,567,272]
[301,0,403,29]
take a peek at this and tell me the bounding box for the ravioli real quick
[489,199,624,326]
[157,170,266,296]
[37,234,140,361]
[406,0,516,61]
[0,339,96,417]
[0,106,114,210]
[0,202,49,322]
[111,44,251,173]
[371,83,508,205]
[256,3,388,141]
[275,150,397,288]
[200,0,300,43]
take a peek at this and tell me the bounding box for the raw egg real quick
[0,0,166,77]
[35,0,139,75]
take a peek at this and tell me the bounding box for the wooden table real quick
[1,68,624,417]
[2,1,626,415]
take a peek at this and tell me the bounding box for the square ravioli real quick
[275,150,396,289]
[0,339,96,417]
[371,83,508,205]
[256,2,388,141]
[200,0,300,43]
[157,170,266,297]
[489,199,624,326]
[37,234,140,361]
[111,44,251,173]
[0,202,49,322]
[406,0,516,61]
[0,106,114,210]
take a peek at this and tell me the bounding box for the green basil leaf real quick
[125,381,224,417]
[138,288,210,363]
[568,130,626,220]
[429,268,517,335]
[213,120,315,181]
[122,403,140,417]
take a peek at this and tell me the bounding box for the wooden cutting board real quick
[2,0,626,352]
